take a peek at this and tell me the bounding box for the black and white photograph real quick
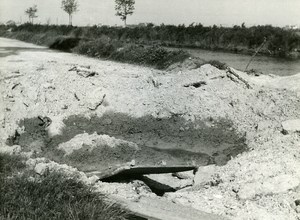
[0,0,300,219]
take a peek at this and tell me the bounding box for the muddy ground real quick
[1,37,300,219]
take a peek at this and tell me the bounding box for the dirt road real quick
[1,37,300,220]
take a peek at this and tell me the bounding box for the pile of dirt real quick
[1,38,300,219]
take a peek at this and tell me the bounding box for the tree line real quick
[24,0,135,26]
[4,0,299,59]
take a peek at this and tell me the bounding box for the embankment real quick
[1,23,300,59]
[1,37,300,219]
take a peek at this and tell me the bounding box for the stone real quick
[144,173,193,191]
[256,120,274,131]
[34,162,51,175]
[282,119,300,134]
[238,174,300,200]
[45,116,65,137]
[0,145,21,154]
[194,165,217,186]
[86,88,107,110]
[173,170,195,180]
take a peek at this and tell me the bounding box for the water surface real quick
[185,48,300,76]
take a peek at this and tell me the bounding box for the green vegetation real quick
[61,0,79,26]
[0,23,299,68]
[25,5,38,24]
[0,24,190,69]
[0,153,129,220]
[115,0,135,27]
[1,23,300,59]
[74,40,189,69]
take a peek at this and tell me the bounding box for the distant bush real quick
[74,38,119,58]
[112,44,189,69]
[49,36,81,51]
[74,39,189,69]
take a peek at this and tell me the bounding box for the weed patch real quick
[0,153,129,220]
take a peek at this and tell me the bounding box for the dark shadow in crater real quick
[8,111,247,169]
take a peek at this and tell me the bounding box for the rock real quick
[238,174,300,200]
[147,76,160,88]
[45,116,65,137]
[86,88,107,110]
[33,160,81,177]
[194,165,217,186]
[70,66,97,77]
[282,119,300,134]
[173,170,195,180]
[0,145,21,154]
[88,175,100,185]
[256,120,274,131]
[34,162,50,175]
[144,173,193,191]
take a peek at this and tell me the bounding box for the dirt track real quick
[1,37,300,219]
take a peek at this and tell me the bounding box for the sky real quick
[0,0,299,27]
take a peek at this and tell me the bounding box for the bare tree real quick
[61,0,78,26]
[115,0,135,27]
[25,5,38,24]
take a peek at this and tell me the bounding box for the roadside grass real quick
[0,153,129,220]
[0,25,190,70]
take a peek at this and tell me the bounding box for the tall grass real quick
[0,153,129,220]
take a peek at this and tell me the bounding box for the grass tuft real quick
[0,153,129,220]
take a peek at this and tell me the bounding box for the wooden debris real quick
[74,93,80,101]
[184,81,207,88]
[38,116,52,128]
[12,83,20,90]
[226,67,252,89]
[0,74,24,82]
[68,66,76,71]
[69,65,97,78]
[87,165,197,181]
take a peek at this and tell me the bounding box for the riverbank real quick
[1,38,300,219]
[1,23,299,61]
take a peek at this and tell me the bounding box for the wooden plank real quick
[86,165,197,181]
[109,196,228,220]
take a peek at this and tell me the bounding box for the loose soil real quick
[1,37,300,220]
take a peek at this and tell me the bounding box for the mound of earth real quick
[1,38,300,219]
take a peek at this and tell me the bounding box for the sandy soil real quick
[1,37,300,220]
